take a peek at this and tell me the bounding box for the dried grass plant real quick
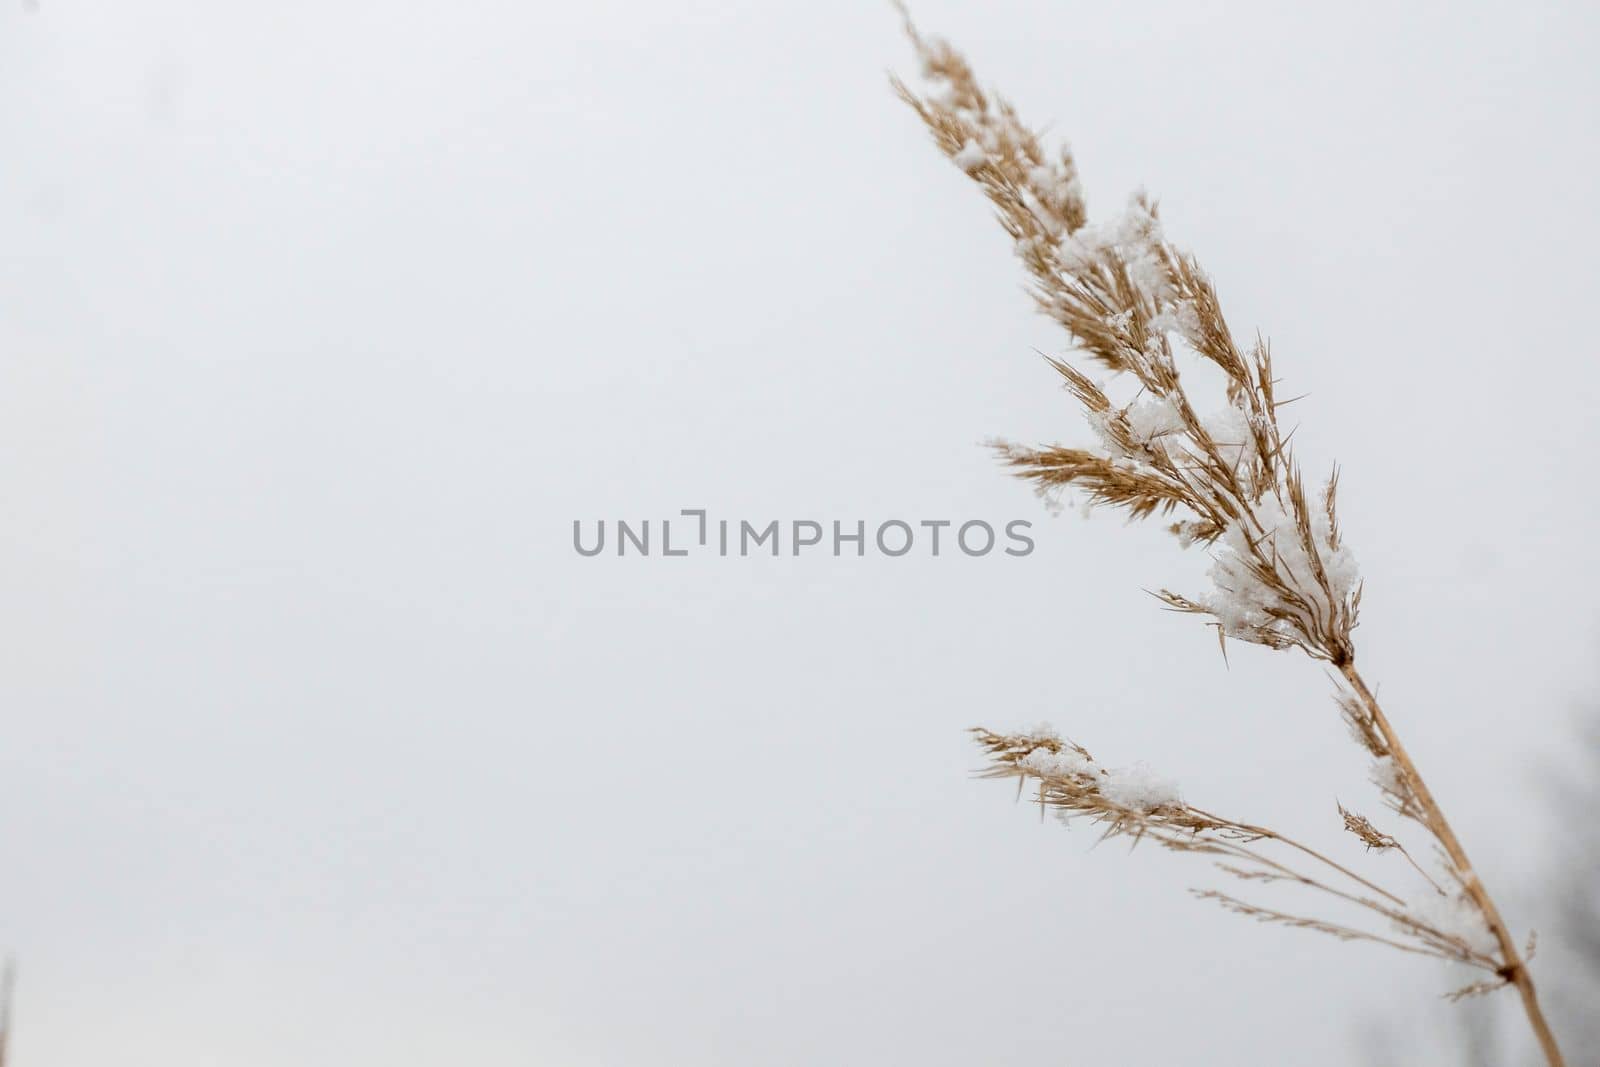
[890,10,1566,1064]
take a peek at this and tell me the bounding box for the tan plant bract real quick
[894,10,1565,1064]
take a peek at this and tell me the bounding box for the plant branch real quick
[1188,806,1406,908]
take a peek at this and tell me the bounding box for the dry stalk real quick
[891,9,1565,1064]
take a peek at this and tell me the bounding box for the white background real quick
[3,1,1597,1063]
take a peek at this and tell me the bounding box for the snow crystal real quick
[1024,164,1082,216]
[1125,395,1184,444]
[1111,196,1171,304]
[1084,408,1122,455]
[1371,756,1405,796]
[1201,404,1254,469]
[953,140,989,173]
[1202,488,1360,641]
[1313,506,1360,603]
[1124,252,1170,305]
[1055,233,1095,271]
[1051,194,1167,291]
[1084,396,1183,457]
[1021,745,1097,779]
[1408,890,1500,959]
[1150,301,1204,348]
[1098,763,1181,812]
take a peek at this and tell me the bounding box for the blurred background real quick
[2,1,1597,1063]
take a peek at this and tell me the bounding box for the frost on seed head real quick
[897,14,1363,664]
[952,139,988,173]
[1098,762,1182,812]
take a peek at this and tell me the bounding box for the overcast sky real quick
[3,2,1598,1064]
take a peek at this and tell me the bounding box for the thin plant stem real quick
[1188,807,1406,907]
[1341,663,1566,1067]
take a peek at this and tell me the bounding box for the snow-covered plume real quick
[896,9,1362,664]
[897,12,1557,1054]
